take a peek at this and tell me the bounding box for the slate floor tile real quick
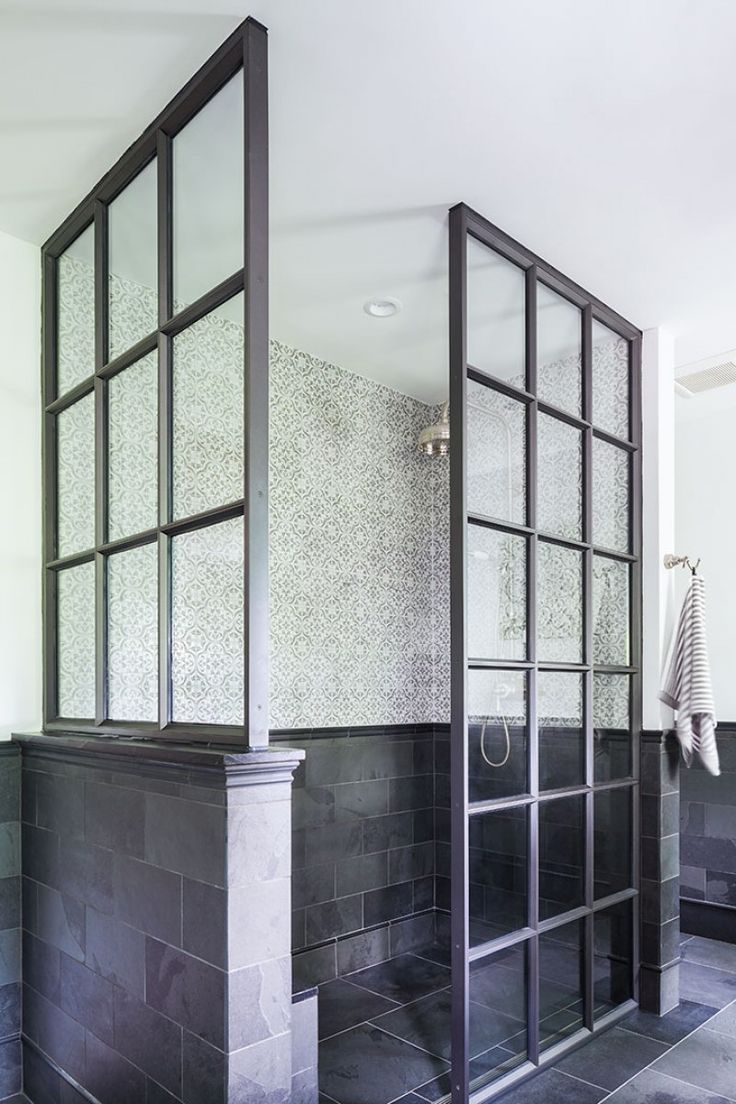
[345,954,450,1004]
[651,1026,736,1098]
[679,962,736,1009]
[318,1023,448,1104]
[414,1048,522,1101]
[603,1067,735,1103]
[553,1027,669,1091]
[371,988,524,1061]
[620,998,719,1044]
[681,937,736,975]
[318,978,398,1040]
[493,1067,607,1104]
[707,1002,736,1039]
[412,943,452,968]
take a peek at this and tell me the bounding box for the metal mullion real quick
[467,364,534,405]
[94,552,107,726]
[46,375,95,414]
[537,662,589,673]
[46,551,96,572]
[469,794,535,816]
[592,426,637,452]
[156,124,172,735]
[468,513,533,537]
[584,912,595,1030]
[582,305,593,424]
[591,546,636,564]
[42,245,58,725]
[536,532,587,554]
[591,886,638,912]
[537,399,588,432]
[468,659,533,671]
[98,528,159,558]
[162,500,245,538]
[161,268,244,334]
[158,531,171,730]
[467,926,535,962]
[537,904,590,933]
[97,332,158,382]
[537,783,591,803]
[526,265,537,395]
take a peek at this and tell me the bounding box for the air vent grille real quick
[678,361,736,393]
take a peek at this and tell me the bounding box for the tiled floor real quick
[317,934,736,1104]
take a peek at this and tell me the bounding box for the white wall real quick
[0,229,41,738]
[676,394,736,719]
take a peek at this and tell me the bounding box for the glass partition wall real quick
[449,205,642,1103]
[42,20,269,746]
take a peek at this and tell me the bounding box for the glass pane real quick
[107,544,157,722]
[537,414,582,540]
[57,224,95,395]
[594,900,633,1016]
[538,672,584,791]
[539,920,584,1051]
[594,676,631,782]
[537,543,583,663]
[57,562,95,718]
[539,795,585,920]
[469,945,528,1092]
[468,670,527,801]
[57,392,95,557]
[108,352,157,541]
[469,806,528,943]
[593,438,630,553]
[171,517,243,725]
[172,293,244,519]
[468,525,526,660]
[537,283,582,416]
[108,159,158,359]
[173,73,244,309]
[594,788,632,899]
[467,381,526,524]
[592,320,629,439]
[467,236,526,387]
[593,556,630,666]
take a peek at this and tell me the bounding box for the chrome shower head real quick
[417,400,449,457]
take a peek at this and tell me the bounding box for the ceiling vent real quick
[677,360,736,394]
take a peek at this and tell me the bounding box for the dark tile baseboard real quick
[681,897,736,945]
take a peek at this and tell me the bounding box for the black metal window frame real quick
[41,18,269,748]
[449,203,642,1103]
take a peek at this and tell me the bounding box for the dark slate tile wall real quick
[274,728,438,991]
[0,746,20,1100]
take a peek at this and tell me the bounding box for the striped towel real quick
[660,575,720,776]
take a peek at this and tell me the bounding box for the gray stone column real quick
[640,730,680,1014]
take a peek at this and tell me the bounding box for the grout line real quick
[555,1066,609,1092]
[636,1067,736,1104]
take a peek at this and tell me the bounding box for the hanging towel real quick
[660,574,720,776]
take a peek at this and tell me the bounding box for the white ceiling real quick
[2,0,736,403]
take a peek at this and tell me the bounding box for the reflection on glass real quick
[468,669,527,801]
[538,672,584,790]
[537,543,583,663]
[108,159,158,359]
[467,381,526,524]
[469,806,528,943]
[173,73,244,308]
[57,392,95,557]
[593,557,629,666]
[539,920,584,1051]
[108,353,157,541]
[537,414,582,540]
[594,900,633,1016]
[469,945,528,1092]
[467,236,526,386]
[537,283,582,416]
[593,438,630,553]
[593,321,629,439]
[594,788,632,899]
[594,675,631,782]
[107,544,157,722]
[58,562,95,718]
[539,794,585,920]
[171,517,243,725]
[172,293,244,519]
[57,224,95,395]
[468,525,526,661]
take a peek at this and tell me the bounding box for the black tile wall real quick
[0,746,20,1101]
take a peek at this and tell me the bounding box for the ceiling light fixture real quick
[363,296,402,318]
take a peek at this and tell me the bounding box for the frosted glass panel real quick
[537,543,582,663]
[537,283,582,416]
[538,414,582,540]
[173,73,244,308]
[593,320,629,439]
[172,293,244,519]
[467,236,526,386]
[57,224,95,395]
[108,352,158,541]
[171,517,244,725]
[108,159,158,359]
[593,556,630,666]
[108,543,157,721]
[58,562,95,718]
[467,381,526,524]
[468,525,526,660]
[57,392,95,557]
[593,438,630,553]
[593,674,630,731]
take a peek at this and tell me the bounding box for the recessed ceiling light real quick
[364,296,402,318]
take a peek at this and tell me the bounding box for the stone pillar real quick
[16,733,303,1104]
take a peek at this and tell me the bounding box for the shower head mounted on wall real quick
[417,400,450,457]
